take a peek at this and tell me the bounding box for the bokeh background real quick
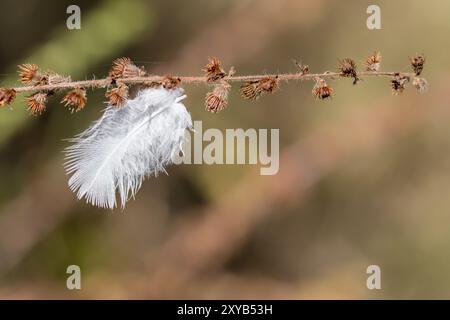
[0,0,449,299]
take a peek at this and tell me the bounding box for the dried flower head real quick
[412,77,429,93]
[18,64,40,84]
[240,76,279,101]
[203,57,226,82]
[391,74,410,95]
[338,58,359,84]
[293,60,309,75]
[62,87,87,112]
[365,51,382,71]
[26,92,48,115]
[258,76,279,93]
[410,54,425,76]
[106,83,129,107]
[109,57,146,80]
[205,82,231,113]
[162,75,181,89]
[312,78,334,100]
[0,88,16,107]
[240,82,258,100]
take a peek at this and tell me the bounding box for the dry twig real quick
[0,53,427,115]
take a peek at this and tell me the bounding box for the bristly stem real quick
[0,53,428,115]
[12,71,415,93]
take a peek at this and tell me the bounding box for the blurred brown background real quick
[0,0,449,299]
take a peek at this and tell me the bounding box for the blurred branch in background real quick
[0,160,74,274]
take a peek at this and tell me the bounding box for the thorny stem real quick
[12,71,415,93]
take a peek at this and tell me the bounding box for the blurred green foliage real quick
[0,0,152,145]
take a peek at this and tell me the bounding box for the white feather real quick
[64,87,192,209]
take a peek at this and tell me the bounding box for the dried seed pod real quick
[62,87,87,112]
[0,88,16,107]
[391,74,410,95]
[123,65,146,78]
[161,75,181,89]
[258,76,279,93]
[365,51,382,71]
[18,64,40,84]
[293,60,309,75]
[106,83,129,107]
[240,76,279,101]
[412,77,429,93]
[410,54,425,76]
[338,58,359,84]
[205,82,231,113]
[26,92,48,115]
[109,57,146,79]
[203,57,226,82]
[109,57,130,79]
[240,81,258,101]
[312,78,334,100]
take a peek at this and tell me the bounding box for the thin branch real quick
[11,71,415,93]
[0,54,428,114]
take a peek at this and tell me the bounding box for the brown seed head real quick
[410,54,425,76]
[62,87,87,112]
[240,81,258,101]
[109,57,131,79]
[0,88,16,107]
[203,57,226,82]
[26,92,48,115]
[312,78,334,100]
[122,65,146,78]
[293,60,310,75]
[18,64,40,84]
[109,57,146,79]
[259,76,279,93]
[162,75,181,89]
[365,51,382,71]
[240,76,279,101]
[205,82,231,113]
[338,58,359,84]
[391,74,410,95]
[106,83,129,107]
